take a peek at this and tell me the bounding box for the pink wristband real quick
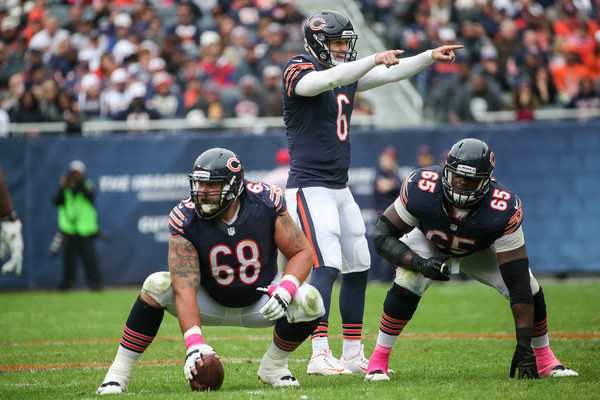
[185,333,204,350]
[278,279,298,299]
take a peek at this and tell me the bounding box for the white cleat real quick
[96,381,125,395]
[549,365,579,377]
[340,345,369,375]
[307,349,352,375]
[364,370,390,382]
[258,354,300,387]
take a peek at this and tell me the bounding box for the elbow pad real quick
[500,258,533,306]
[372,216,412,267]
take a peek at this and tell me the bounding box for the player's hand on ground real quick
[258,285,291,321]
[431,44,464,64]
[0,219,24,275]
[374,50,404,68]
[412,256,450,281]
[510,344,539,379]
[184,343,216,380]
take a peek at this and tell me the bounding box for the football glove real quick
[258,285,291,321]
[411,256,450,281]
[1,219,23,275]
[510,344,539,379]
[184,343,216,380]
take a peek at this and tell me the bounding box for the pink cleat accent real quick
[533,346,578,377]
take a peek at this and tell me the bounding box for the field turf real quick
[1,279,598,399]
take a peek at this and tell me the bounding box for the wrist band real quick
[184,326,204,349]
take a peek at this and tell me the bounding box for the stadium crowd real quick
[1,0,600,137]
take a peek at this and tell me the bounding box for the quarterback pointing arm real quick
[282,9,462,377]
[365,138,578,381]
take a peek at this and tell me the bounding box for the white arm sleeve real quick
[393,196,419,227]
[357,50,434,92]
[494,226,526,253]
[294,54,377,97]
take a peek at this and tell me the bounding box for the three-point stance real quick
[366,138,578,381]
[97,148,325,394]
[282,9,463,375]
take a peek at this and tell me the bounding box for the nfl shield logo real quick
[450,224,458,231]
[227,227,236,236]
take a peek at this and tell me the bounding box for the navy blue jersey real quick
[168,180,286,307]
[400,166,523,256]
[282,54,357,189]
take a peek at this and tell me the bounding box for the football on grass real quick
[188,354,225,391]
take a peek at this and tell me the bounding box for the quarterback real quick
[282,9,463,376]
[97,148,325,394]
[365,138,578,381]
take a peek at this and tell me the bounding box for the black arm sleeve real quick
[372,215,415,269]
[499,258,533,306]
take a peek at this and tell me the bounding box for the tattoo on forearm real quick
[169,237,200,290]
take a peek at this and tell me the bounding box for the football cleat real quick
[307,349,352,375]
[340,345,369,375]
[258,353,300,387]
[364,370,390,382]
[548,365,579,377]
[96,381,125,395]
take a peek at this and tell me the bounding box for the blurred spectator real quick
[53,160,103,291]
[29,16,70,63]
[0,35,27,88]
[531,65,557,106]
[550,42,596,104]
[553,3,598,40]
[56,90,81,135]
[167,3,201,55]
[48,36,77,79]
[416,144,435,168]
[495,19,521,73]
[448,71,506,122]
[261,64,283,117]
[479,44,511,93]
[149,72,183,118]
[460,19,488,65]
[427,54,472,122]
[114,81,160,126]
[233,74,262,118]
[39,79,62,122]
[1,73,26,114]
[566,76,600,110]
[198,30,236,88]
[9,89,44,137]
[507,80,539,121]
[77,73,103,122]
[101,68,130,117]
[262,22,288,66]
[1,16,21,48]
[370,146,403,283]
[189,82,227,120]
[146,16,166,49]
[62,3,85,34]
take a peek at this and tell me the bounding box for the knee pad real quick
[142,271,173,307]
[353,236,371,268]
[343,201,366,237]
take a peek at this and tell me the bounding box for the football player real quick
[97,148,325,394]
[365,138,578,381]
[282,9,463,375]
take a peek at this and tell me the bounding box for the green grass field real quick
[1,279,599,399]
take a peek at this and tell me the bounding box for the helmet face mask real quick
[304,10,357,67]
[442,139,495,208]
[189,148,244,220]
